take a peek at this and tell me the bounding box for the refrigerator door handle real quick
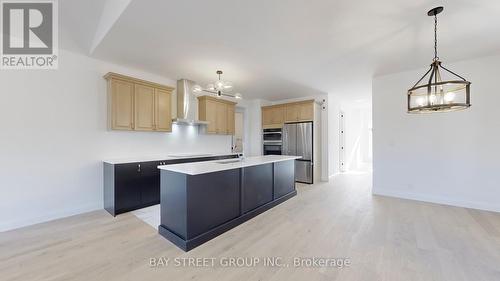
[282,126,287,155]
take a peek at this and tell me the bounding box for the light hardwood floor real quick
[2,172,500,281]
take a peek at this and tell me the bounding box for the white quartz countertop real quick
[103,152,240,165]
[158,155,301,175]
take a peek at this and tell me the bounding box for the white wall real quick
[341,101,372,171]
[245,99,265,156]
[0,49,233,231]
[373,54,500,212]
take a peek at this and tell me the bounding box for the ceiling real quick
[60,0,500,101]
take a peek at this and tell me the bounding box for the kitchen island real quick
[103,153,239,216]
[158,155,300,251]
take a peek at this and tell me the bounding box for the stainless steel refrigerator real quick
[282,122,313,184]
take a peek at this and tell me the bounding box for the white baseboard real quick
[0,202,102,232]
[373,188,500,213]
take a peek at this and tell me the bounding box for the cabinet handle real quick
[137,164,141,172]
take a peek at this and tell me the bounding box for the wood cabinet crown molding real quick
[104,72,174,92]
[262,99,315,108]
[197,95,237,105]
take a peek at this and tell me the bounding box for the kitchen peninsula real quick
[158,155,300,251]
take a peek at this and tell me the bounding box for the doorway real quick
[339,102,372,173]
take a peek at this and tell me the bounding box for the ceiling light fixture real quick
[193,70,242,99]
[407,6,471,113]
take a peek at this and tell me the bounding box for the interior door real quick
[282,123,297,156]
[296,122,313,161]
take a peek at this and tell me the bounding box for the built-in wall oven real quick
[263,128,282,155]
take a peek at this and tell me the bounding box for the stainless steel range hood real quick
[173,79,209,125]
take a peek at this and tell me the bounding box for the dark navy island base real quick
[158,159,296,251]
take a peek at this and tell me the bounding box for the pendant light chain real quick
[434,14,438,61]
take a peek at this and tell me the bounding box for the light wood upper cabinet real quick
[271,106,285,124]
[155,89,172,132]
[285,100,314,122]
[198,96,236,135]
[263,100,315,126]
[109,79,134,130]
[216,102,227,134]
[285,103,300,122]
[134,84,156,131]
[227,105,235,135]
[104,72,174,132]
[199,98,217,133]
[262,107,273,126]
[262,105,285,129]
[298,101,314,121]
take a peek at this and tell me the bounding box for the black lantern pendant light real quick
[407,6,471,113]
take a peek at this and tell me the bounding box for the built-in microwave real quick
[263,128,282,142]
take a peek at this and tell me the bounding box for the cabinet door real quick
[274,160,295,199]
[111,79,134,130]
[186,169,240,238]
[271,106,284,125]
[205,100,217,134]
[216,102,227,134]
[262,107,272,125]
[115,163,142,213]
[227,105,235,135]
[242,164,273,213]
[134,84,156,131]
[298,102,314,121]
[285,104,300,122]
[155,89,172,132]
[140,161,161,206]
